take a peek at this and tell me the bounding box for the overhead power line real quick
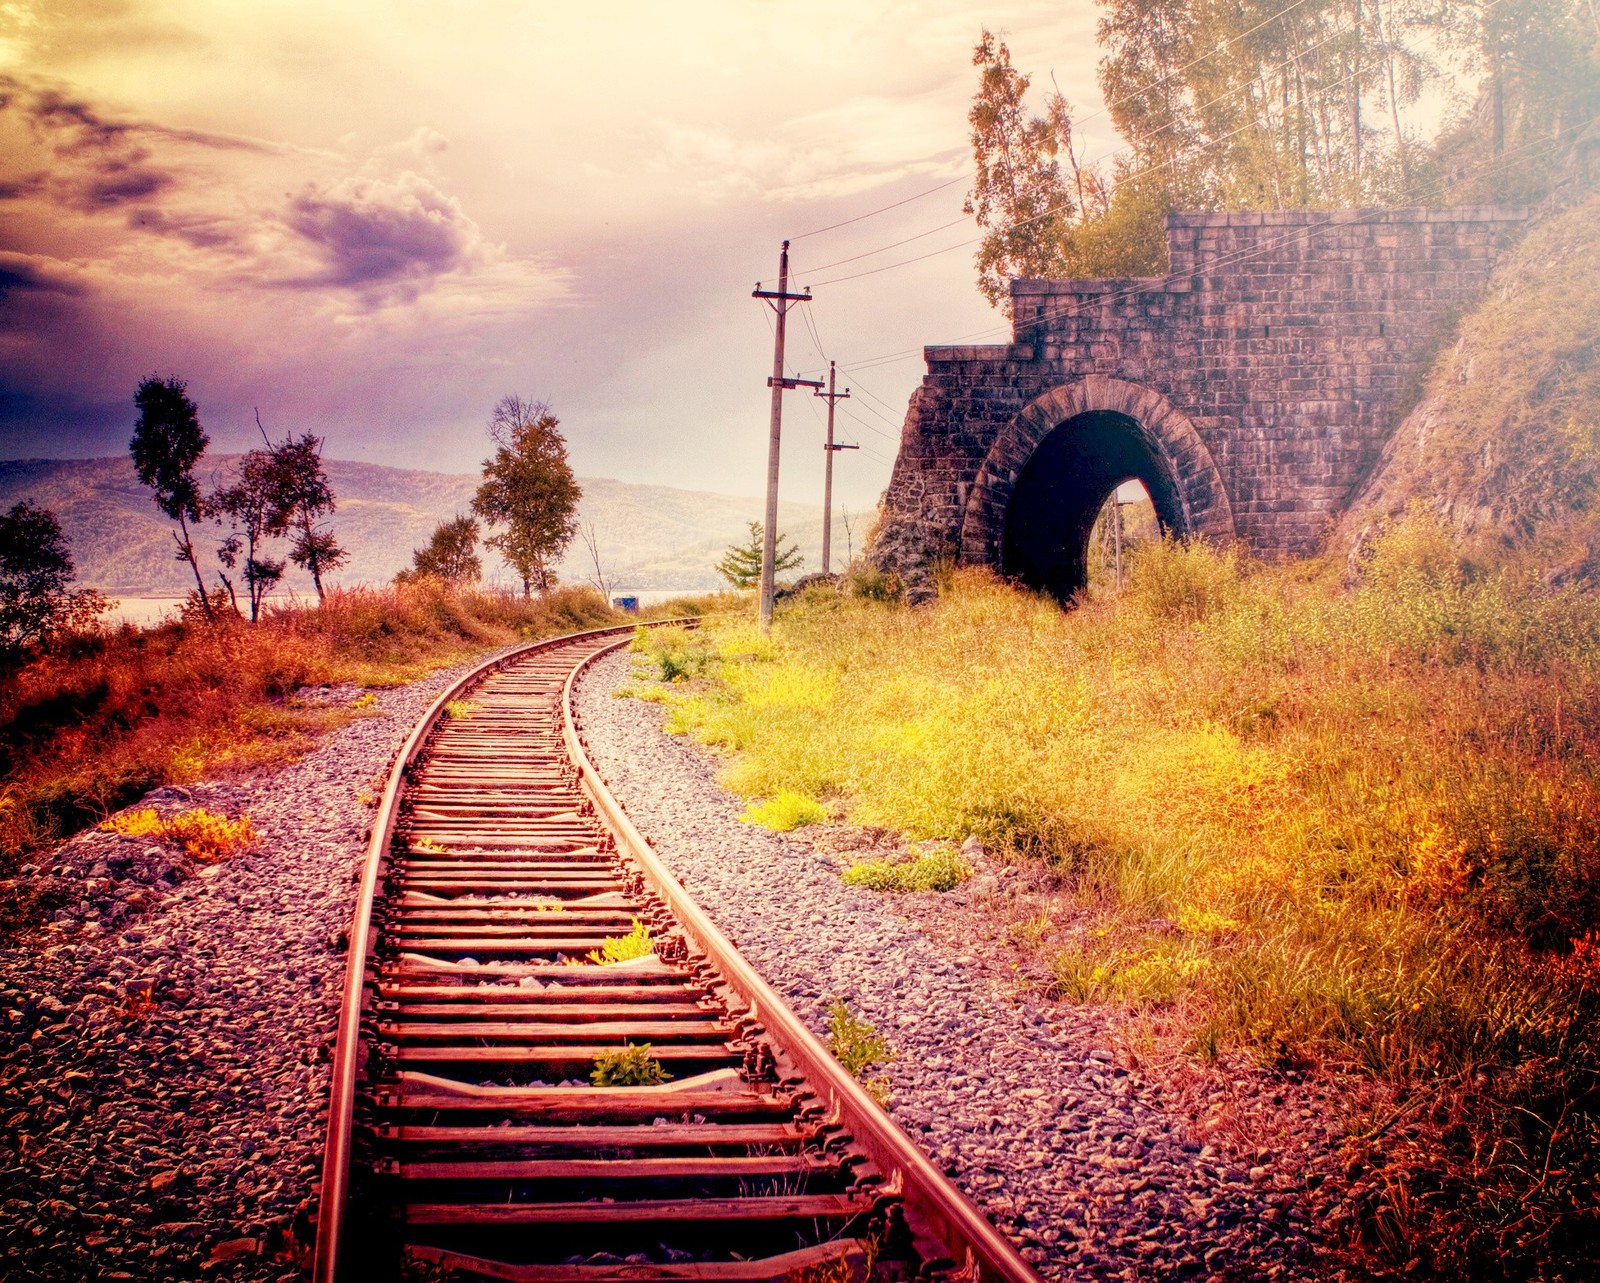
[789,172,969,240]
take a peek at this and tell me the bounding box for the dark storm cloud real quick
[0,174,44,200]
[0,75,272,223]
[0,253,85,299]
[283,174,480,302]
[20,83,273,156]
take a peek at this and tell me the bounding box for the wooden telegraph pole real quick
[752,242,820,631]
[814,361,856,574]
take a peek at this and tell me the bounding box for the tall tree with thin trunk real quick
[262,418,346,603]
[130,376,213,620]
[964,29,1081,311]
[210,448,294,621]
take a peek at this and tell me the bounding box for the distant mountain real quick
[0,457,828,596]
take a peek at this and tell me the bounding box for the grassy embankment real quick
[0,581,715,869]
[628,191,1600,1278]
[635,539,1599,1276]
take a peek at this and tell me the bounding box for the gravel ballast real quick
[0,655,504,1282]
[0,637,1356,1282]
[574,648,1348,1282]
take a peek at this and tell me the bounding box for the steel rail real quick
[314,620,1043,1283]
[313,621,677,1283]
[563,638,1041,1283]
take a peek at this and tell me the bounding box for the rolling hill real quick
[0,456,830,596]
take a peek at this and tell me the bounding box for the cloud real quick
[283,170,486,304]
[0,251,86,297]
[0,75,269,217]
[647,92,968,206]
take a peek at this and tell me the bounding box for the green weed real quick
[742,789,828,832]
[842,846,969,892]
[585,918,653,965]
[827,1000,894,1106]
[591,1042,669,1087]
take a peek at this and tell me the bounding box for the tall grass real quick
[0,581,631,863]
[634,517,1600,1278]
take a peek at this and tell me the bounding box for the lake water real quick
[108,587,707,629]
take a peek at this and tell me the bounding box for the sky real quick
[0,0,1115,513]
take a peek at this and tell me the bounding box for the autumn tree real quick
[268,425,347,603]
[0,502,107,655]
[472,395,581,596]
[964,29,1091,311]
[403,515,482,583]
[210,447,297,621]
[130,375,213,619]
[718,522,801,590]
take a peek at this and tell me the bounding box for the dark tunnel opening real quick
[999,410,1186,602]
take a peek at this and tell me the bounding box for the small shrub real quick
[100,807,257,861]
[827,1000,894,1106]
[1122,536,1244,623]
[586,917,653,964]
[845,563,902,601]
[350,692,377,709]
[842,847,970,892]
[443,699,480,720]
[591,1042,669,1087]
[742,789,828,832]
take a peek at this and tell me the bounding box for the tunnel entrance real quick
[999,410,1186,601]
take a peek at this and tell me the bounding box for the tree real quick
[577,518,611,599]
[964,30,1087,311]
[210,448,294,621]
[402,515,481,583]
[130,375,213,620]
[0,501,107,654]
[718,522,801,590]
[266,421,347,603]
[1426,0,1600,203]
[472,395,582,596]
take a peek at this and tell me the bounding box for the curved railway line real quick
[313,622,1042,1283]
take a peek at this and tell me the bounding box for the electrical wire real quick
[789,172,969,240]
[790,0,1501,289]
[806,37,1386,290]
[785,0,1327,247]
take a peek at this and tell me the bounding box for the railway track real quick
[314,622,1041,1283]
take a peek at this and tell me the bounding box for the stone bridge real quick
[869,206,1527,601]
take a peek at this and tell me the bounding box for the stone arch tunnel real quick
[999,411,1184,600]
[867,206,1527,601]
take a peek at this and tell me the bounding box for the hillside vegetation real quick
[0,583,646,870]
[1341,190,1600,580]
[0,457,825,594]
[634,538,1600,1278]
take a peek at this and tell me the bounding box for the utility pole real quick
[814,360,856,574]
[752,241,820,631]
[1112,491,1124,590]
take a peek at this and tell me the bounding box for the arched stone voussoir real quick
[960,376,1237,560]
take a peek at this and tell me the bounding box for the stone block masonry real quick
[870,207,1526,600]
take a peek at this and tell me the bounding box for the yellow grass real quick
[99,806,257,861]
[633,517,1600,1276]
[0,581,699,866]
